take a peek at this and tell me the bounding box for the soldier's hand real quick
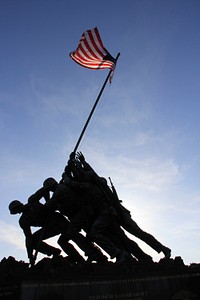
[69,152,76,160]
[76,151,85,162]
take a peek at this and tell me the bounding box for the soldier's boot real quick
[116,250,131,263]
[87,251,108,263]
[162,246,171,259]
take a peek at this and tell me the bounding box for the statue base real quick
[0,256,200,300]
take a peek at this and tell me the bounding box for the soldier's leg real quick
[122,212,171,258]
[106,223,152,262]
[60,212,107,262]
[32,229,61,256]
[57,235,84,263]
[32,213,83,263]
[88,214,129,262]
[45,212,85,263]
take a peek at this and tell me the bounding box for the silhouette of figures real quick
[43,178,132,263]
[43,178,107,264]
[8,197,85,266]
[9,151,171,266]
[62,152,171,260]
[8,186,106,266]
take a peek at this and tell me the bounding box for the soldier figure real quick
[66,152,171,260]
[8,199,84,266]
[9,185,105,266]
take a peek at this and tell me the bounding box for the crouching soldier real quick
[8,199,85,266]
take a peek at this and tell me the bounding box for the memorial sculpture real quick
[8,28,171,268]
[9,151,171,267]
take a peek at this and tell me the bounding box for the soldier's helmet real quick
[9,200,23,214]
[43,177,57,189]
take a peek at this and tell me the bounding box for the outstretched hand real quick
[76,151,85,163]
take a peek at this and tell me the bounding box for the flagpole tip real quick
[116,53,120,59]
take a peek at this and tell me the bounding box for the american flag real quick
[69,27,116,72]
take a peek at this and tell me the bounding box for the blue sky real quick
[0,0,200,265]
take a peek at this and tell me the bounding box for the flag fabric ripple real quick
[69,27,116,72]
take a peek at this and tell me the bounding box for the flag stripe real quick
[93,27,104,50]
[87,29,106,58]
[71,56,114,69]
[87,31,102,59]
[70,27,116,71]
[82,36,99,60]
[72,52,114,67]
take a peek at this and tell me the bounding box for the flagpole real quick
[73,52,120,153]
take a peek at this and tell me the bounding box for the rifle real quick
[108,177,122,203]
[108,177,131,216]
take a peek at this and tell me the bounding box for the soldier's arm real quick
[28,187,50,204]
[44,190,59,211]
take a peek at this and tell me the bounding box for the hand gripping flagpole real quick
[73,52,120,153]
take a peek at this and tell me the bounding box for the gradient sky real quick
[0,0,200,265]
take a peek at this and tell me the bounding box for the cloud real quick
[83,147,182,193]
[0,221,24,249]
